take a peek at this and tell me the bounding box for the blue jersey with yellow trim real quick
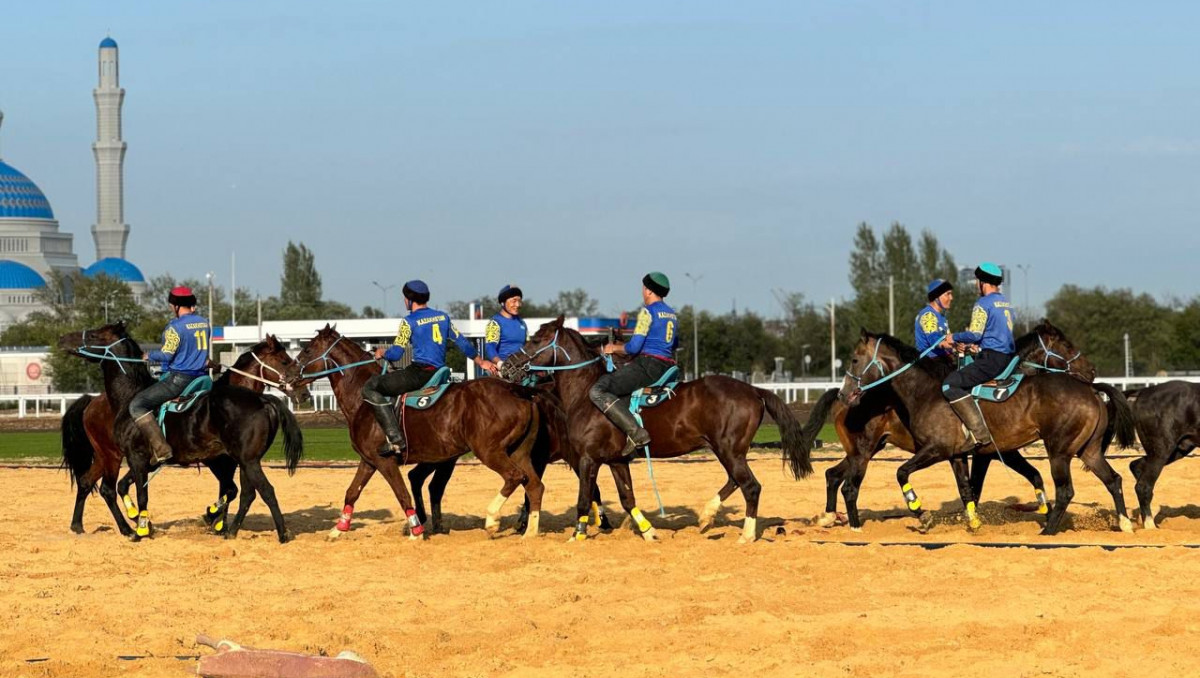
[952,292,1016,354]
[484,313,527,361]
[914,304,951,358]
[383,307,477,367]
[147,313,210,377]
[624,300,678,359]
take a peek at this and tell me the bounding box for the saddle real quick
[963,355,1024,403]
[157,375,214,430]
[398,366,453,411]
[628,366,681,422]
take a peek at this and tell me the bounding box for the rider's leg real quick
[128,373,190,464]
[363,365,432,456]
[588,357,668,449]
[942,351,1011,453]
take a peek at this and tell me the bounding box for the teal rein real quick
[850,340,942,392]
[76,336,147,374]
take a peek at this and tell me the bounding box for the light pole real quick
[372,280,397,316]
[1016,264,1032,331]
[685,272,704,378]
[205,272,215,358]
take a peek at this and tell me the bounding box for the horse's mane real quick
[214,340,268,385]
[870,333,954,380]
[1015,319,1068,357]
[107,324,156,389]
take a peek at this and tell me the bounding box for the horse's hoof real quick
[1118,515,1134,533]
[127,532,141,543]
[850,526,863,534]
[278,531,293,544]
[327,526,344,541]
[641,528,658,542]
[70,524,85,535]
[916,513,936,534]
[816,512,847,528]
[736,534,757,545]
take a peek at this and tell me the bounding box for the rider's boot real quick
[948,396,993,454]
[368,401,407,457]
[134,412,174,465]
[601,398,651,454]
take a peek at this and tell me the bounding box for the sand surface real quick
[4,447,1200,677]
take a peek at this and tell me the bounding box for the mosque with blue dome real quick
[0,36,146,331]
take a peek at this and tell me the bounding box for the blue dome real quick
[0,161,55,220]
[84,257,145,283]
[0,260,46,289]
[100,37,118,49]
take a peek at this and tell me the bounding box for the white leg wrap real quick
[327,526,343,540]
[816,512,839,528]
[485,493,508,532]
[739,517,758,544]
[1118,515,1134,533]
[523,511,540,538]
[698,495,722,529]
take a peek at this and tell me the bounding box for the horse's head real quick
[499,315,590,382]
[290,323,353,386]
[1022,319,1096,382]
[838,329,910,407]
[58,321,139,362]
[249,334,311,403]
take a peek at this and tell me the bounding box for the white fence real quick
[6,375,1200,418]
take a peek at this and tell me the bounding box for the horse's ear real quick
[266,334,278,348]
[859,327,869,339]
[322,323,331,331]
[555,315,565,327]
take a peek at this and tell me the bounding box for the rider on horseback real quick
[940,263,1016,453]
[130,286,211,464]
[363,280,497,456]
[915,278,954,361]
[484,284,528,367]
[590,272,678,452]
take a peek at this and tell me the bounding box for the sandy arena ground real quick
[4,447,1200,678]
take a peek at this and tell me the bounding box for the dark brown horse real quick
[500,317,813,543]
[1123,382,1200,529]
[61,334,306,537]
[290,325,546,538]
[807,320,1097,530]
[59,323,304,542]
[839,330,1136,535]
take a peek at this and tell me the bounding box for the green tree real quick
[1045,285,1174,376]
[280,242,322,308]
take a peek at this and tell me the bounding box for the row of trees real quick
[5,229,1199,390]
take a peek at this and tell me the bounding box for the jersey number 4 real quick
[431,324,443,344]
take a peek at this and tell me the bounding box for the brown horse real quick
[59,323,305,542]
[807,320,1097,530]
[839,330,1136,535]
[500,317,813,543]
[61,335,306,537]
[290,325,547,538]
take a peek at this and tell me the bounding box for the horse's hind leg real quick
[949,456,982,532]
[1132,436,1193,529]
[698,476,737,532]
[820,458,850,527]
[96,473,133,536]
[895,445,954,533]
[1041,453,1075,536]
[968,454,994,503]
[407,461,444,532]
[982,449,1048,514]
[225,465,258,539]
[608,460,658,541]
[242,456,290,543]
[1080,444,1132,534]
[841,450,873,531]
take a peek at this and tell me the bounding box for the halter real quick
[845,338,941,392]
[75,332,146,374]
[1023,334,1083,375]
[298,334,378,380]
[518,330,602,373]
[225,351,291,390]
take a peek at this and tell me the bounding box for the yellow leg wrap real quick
[123,495,137,519]
[1035,489,1049,515]
[214,520,224,532]
[902,483,922,512]
[965,501,982,530]
[631,507,653,533]
[574,515,589,541]
[590,502,601,523]
[135,510,151,538]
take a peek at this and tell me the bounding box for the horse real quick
[58,322,305,542]
[499,317,813,544]
[60,334,307,537]
[290,324,547,538]
[839,330,1136,535]
[804,320,1097,530]
[1122,382,1200,529]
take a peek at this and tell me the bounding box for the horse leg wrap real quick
[699,495,722,528]
[965,501,982,530]
[135,510,151,538]
[485,493,508,533]
[740,517,758,543]
[902,483,922,512]
[207,494,229,518]
[590,502,603,525]
[335,504,354,532]
[523,511,541,538]
[123,495,137,520]
[631,507,654,534]
[1035,489,1049,515]
[574,515,589,541]
[405,508,424,537]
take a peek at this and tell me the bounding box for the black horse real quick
[1124,382,1200,529]
[839,330,1136,535]
[59,322,304,542]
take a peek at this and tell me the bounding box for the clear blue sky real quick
[2,2,1197,317]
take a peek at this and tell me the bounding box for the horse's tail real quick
[270,396,305,475]
[756,387,812,479]
[802,388,839,455]
[1093,383,1137,451]
[61,395,96,491]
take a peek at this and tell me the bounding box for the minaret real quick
[91,36,129,261]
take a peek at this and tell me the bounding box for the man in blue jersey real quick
[484,284,528,367]
[590,272,678,451]
[130,286,211,464]
[914,278,954,361]
[363,280,498,456]
[940,263,1016,453]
